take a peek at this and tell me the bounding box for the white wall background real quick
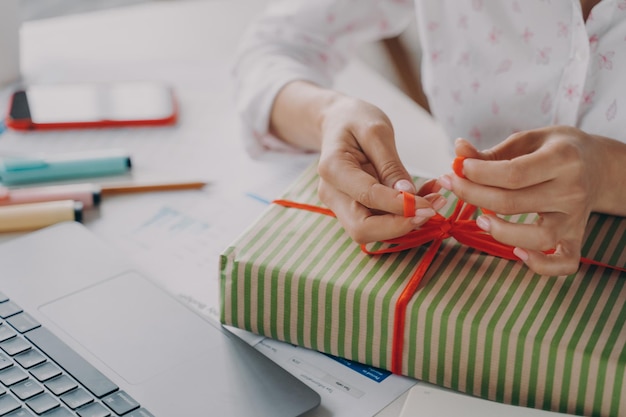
[19,0,423,97]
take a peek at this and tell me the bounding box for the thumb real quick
[454,137,483,159]
[375,159,416,194]
[351,113,416,194]
[365,139,416,194]
[392,177,417,194]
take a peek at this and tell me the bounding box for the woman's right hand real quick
[271,82,444,244]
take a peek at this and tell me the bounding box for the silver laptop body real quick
[0,222,320,417]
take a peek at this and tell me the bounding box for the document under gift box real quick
[220,163,626,417]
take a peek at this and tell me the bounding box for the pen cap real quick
[0,200,83,233]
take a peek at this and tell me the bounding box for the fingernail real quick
[514,247,529,262]
[438,175,452,190]
[476,215,491,231]
[415,208,436,218]
[411,215,429,226]
[432,194,447,210]
[394,179,416,193]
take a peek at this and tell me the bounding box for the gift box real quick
[220,163,626,417]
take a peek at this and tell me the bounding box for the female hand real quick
[316,94,446,243]
[439,126,621,276]
[270,81,445,244]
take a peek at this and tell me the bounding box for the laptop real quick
[0,222,321,417]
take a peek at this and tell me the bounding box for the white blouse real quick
[233,0,626,156]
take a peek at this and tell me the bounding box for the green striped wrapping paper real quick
[220,163,626,417]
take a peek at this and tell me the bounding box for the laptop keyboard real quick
[0,292,153,417]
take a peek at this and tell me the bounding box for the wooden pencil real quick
[100,181,207,196]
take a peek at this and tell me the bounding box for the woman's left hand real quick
[438,126,622,276]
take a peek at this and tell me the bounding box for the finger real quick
[393,178,417,194]
[453,137,483,159]
[366,160,417,196]
[459,128,570,189]
[445,174,565,215]
[417,178,443,196]
[424,192,447,211]
[318,156,434,216]
[353,121,416,191]
[478,215,583,275]
[461,147,563,190]
[318,145,401,214]
[476,214,567,251]
[404,179,446,211]
[318,181,426,243]
[481,129,545,161]
[514,240,581,276]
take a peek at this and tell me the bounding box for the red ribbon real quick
[273,191,626,375]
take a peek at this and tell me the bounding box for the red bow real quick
[363,193,522,374]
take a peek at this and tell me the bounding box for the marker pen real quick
[0,149,132,185]
[0,180,207,209]
[0,184,100,208]
[0,200,83,233]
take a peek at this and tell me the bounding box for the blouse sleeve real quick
[232,0,415,156]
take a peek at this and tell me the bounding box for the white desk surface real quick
[0,1,454,416]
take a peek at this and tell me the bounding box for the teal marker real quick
[0,149,132,185]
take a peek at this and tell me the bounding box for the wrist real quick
[590,135,626,216]
[270,81,344,151]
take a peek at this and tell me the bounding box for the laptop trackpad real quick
[40,271,218,384]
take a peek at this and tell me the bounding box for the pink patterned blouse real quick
[233,0,626,155]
